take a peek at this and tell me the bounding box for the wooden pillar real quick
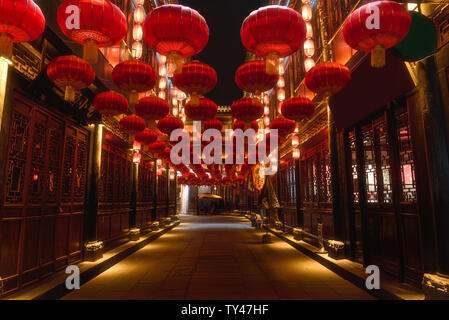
[129,162,138,229]
[166,163,170,217]
[295,158,303,228]
[416,56,449,275]
[152,160,157,221]
[84,123,103,260]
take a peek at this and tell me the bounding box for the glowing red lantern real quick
[147,141,166,155]
[135,129,158,145]
[233,120,258,132]
[235,60,278,95]
[343,1,411,68]
[203,118,223,132]
[269,117,296,137]
[185,98,217,121]
[47,55,95,102]
[93,91,128,116]
[157,116,184,136]
[305,63,351,96]
[281,97,315,122]
[172,61,217,105]
[112,60,157,106]
[143,4,209,76]
[119,115,146,135]
[134,96,170,127]
[241,5,306,75]
[0,0,45,60]
[231,98,264,123]
[57,0,127,64]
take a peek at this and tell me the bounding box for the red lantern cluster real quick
[157,116,185,136]
[147,141,166,155]
[135,96,170,124]
[305,63,351,96]
[135,129,158,145]
[94,91,128,116]
[119,115,146,135]
[112,60,157,105]
[172,61,217,105]
[269,118,296,137]
[203,118,223,132]
[57,0,127,64]
[185,98,217,121]
[241,5,306,74]
[0,0,46,59]
[235,60,278,95]
[143,4,209,75]
[281,97,315,122]
[231,98,264,122]
[343,1,411,68]
[47,55,95,102]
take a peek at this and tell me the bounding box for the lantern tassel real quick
[64,86,76,102]
[0,33,13,61]
[190,93,200,107]
[265,52,280,76]
[371,45,386,68]
[129,90,139,106]
[83,39,99,65]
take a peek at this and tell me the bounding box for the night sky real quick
[180,0,268,106]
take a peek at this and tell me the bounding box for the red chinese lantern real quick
[147,141,166,155]
[119,115,146,135]
[47,55,95,102]
[241,5,306,75]
[134,129,158,145]
[203,118,223,132]
[235,60,278,95]
[94,91,128,116]
[343,1,411,68]
[231,98,264,123]
[305,63,351,96]
[172,61,217,106]
[112,60,157,106]
[233,120,258,132]
[134,96,170,127]
[0,0,45,60]
[157,116,184,136]
[57,0,127,64]
[143,4,209,76]
[281,97,315,122]
[269,117,296,137]
[185,98,217,121]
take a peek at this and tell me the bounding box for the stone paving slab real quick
[63,215,374,300]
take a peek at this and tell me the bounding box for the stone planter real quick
[274,221,282,230]
[327,240,345,260]
[84,241,104,262]
[129,228,140,241]
[293,228,303,241]
[151,222,160,231]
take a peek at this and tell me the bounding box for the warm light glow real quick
[173,107,179,117]
[306,22,314,38]
[159,55,167,65]
[167,61,176,78]
[0,59,8,133]
[132,41,143,59]
[158,91,166,100]
[264,106,270,115]
[407,3,418,11]
[159,77,167,89]
[277,76,285,88]
[157,168,162,176]
[264,116,270,126]
[157,159,162,166]
[265,128,270,134]
[172,97,178,106]
[278,64,285,76]
[294,126,299,133]
[133,141,141,151]
[304,58,316,72]
[136,0,145,5]
[133,152,141,164]
[159,66,167,77]
[134,6,145,24]
[302,4,312,21]
[292,136,299,147]
[304,39,315,57]
[177,90,186,101]
[263,94,269,105]
[277,88,285,101]
[133,24,143,41]
[293,148,300,159]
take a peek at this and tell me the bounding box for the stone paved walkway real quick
[63,215,374,300]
